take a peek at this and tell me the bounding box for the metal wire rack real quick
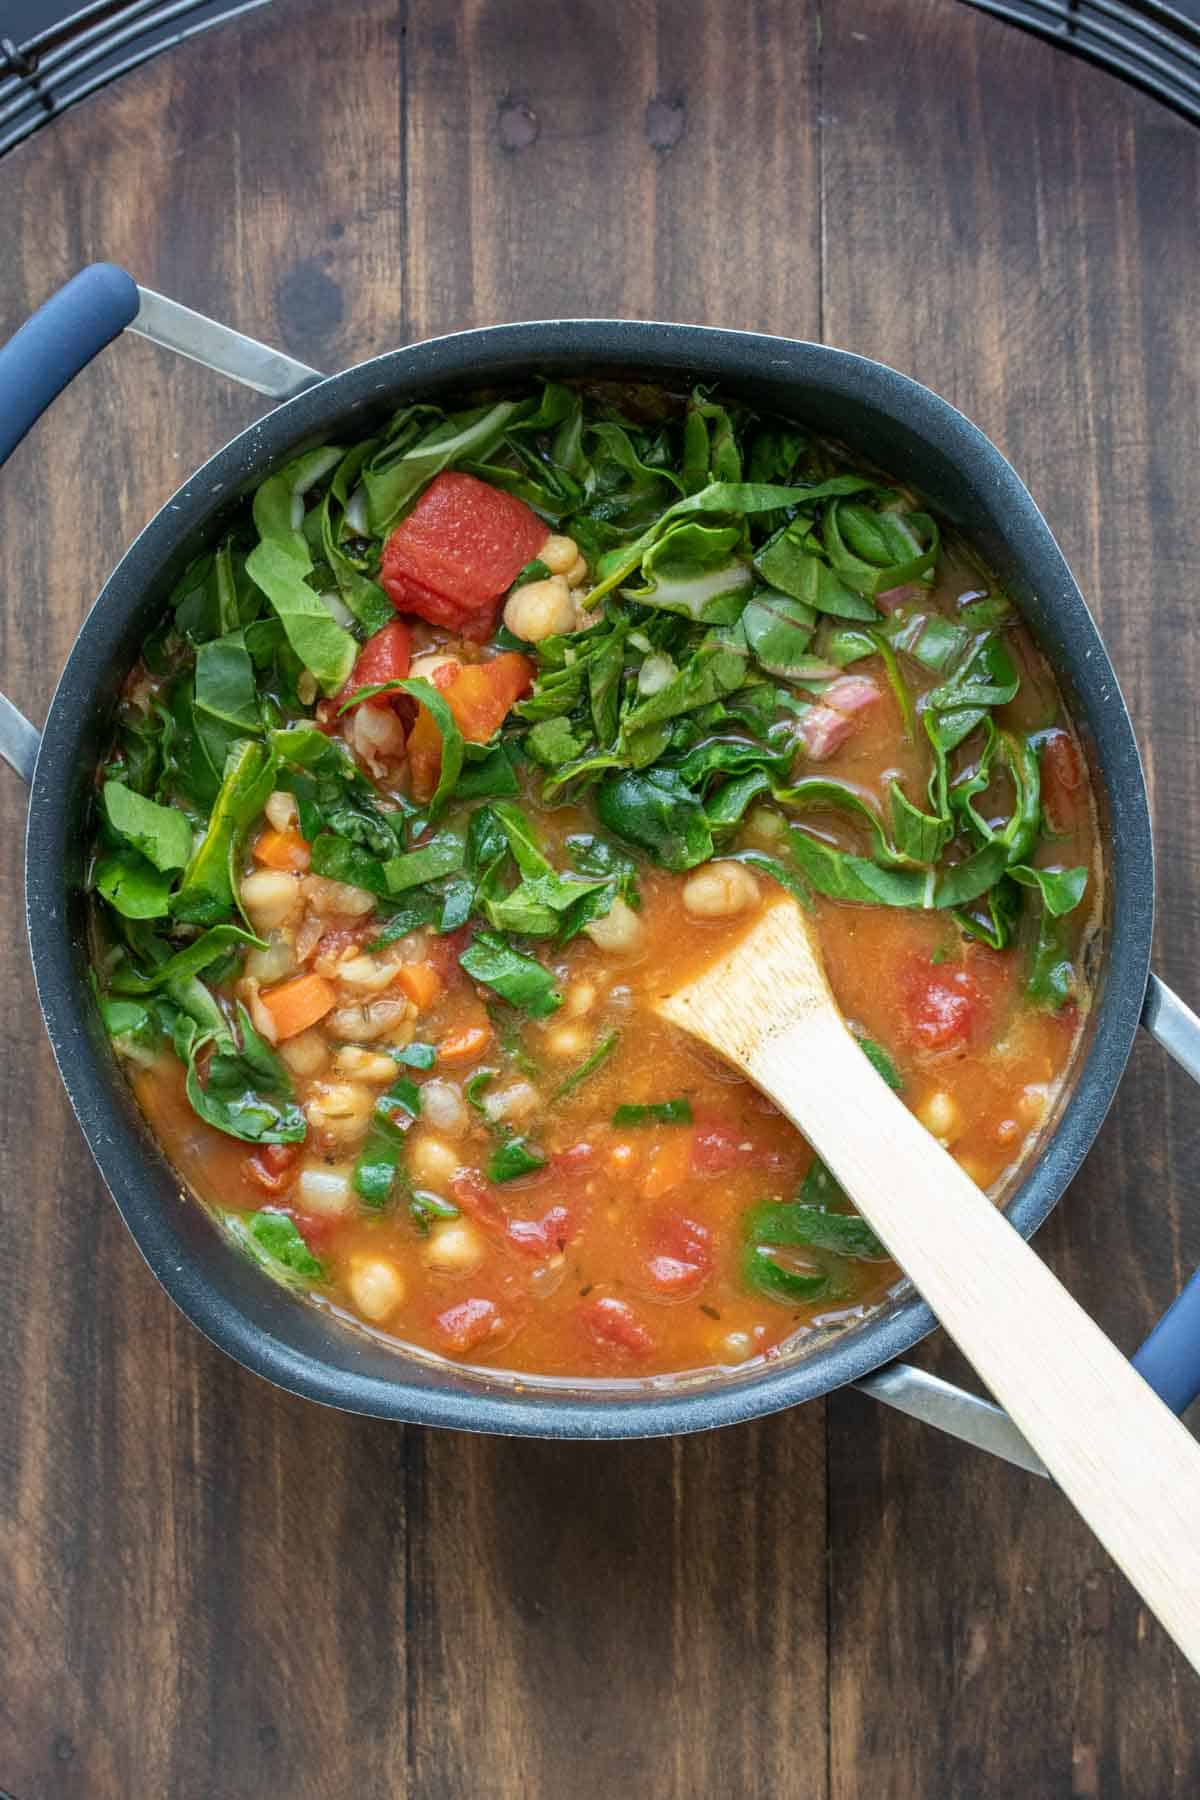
[0,0,1198,159]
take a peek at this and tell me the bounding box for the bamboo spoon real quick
[657,897,1200,1674]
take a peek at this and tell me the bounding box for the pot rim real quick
[23,319,1155,1437]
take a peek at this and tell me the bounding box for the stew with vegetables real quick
[90,381,1099,1379]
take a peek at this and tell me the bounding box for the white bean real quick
[296,1163,355,1217]
[410,652,462,685]
[482,1080,541,1126]
[917,1090,962,1145]
[419,1079,469,1135]
[347,1256,406,1322]
[264,789,300,832]
[503,576,577,643]
[545,1024,588,1059]
[422,1220,484,1276]
[336,953,397,993]
[245,930,296,985]
[279,1029,330,1078]
[539,534,579,575]
[563,980,597,1019]
[301,874,376,918]
[328,997,412,1043]
[334,1045,404,1084]
[241,870,302,932]
[682,861,760,919]
[583,895,643,953]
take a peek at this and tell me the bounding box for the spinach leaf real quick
[554,1031,619,1100]
[823,500,938,596]
[245,538,357,695]
[750,1196,887,1261]
[185,1003,306,1143]
[354,1075,422,1207]
[454,744,520,799]
[1008,863,1088,915]
[364,399,532,534]
[102,781,194,873]
[226,1209,325,1282]
[487,1137,547,1182]
[459,933,562,1016]
[855,1036,903,1092]
[172,739,278,926]
[194,631,261,733]
[753,517,879,621]
[596,767,713,871]
[383,832,465,895]
[109,924,263,993]
[94,848,174,919]
[612,1098,693,1126]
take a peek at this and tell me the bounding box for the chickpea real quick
[334,1045,404,1084]
[336,953,396,993]
[422,1220,485,1276]
[408,1133,463,1192]
[279,1029,330,1078]
[241,869,302,932]
[539,533,580,575]
[566,554,590,589]
[545,1024,588,1060]
[304,1080,374,1145]
[265,789,300,832]
[681,861,760,919]
[419,1079,469,1136]
[328,997,412,1043]
[563,980,597,1019]
[1017,1083,1050,1127]
[503,575,577,643]
[917,1090,962,1146]
[301,874,376,918]
[583,896,643,954]
[746,806,786,842]
[347,1255,406,1323]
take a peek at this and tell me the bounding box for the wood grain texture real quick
[0,0,1196,1794]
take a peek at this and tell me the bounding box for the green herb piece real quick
[226,1208,325,1282]
[554,1031,619,1100]
[172,739,277,926]
[102,781,194,873]
[622,522,752,624]
[383,832,465,894]
[409,1191,460,1233]
[109,924,264,994]
[487,1137,547,1182]
[100,996,162,1063]
[612,1098,693,1127]
[464,1068,498,1114]
[353,1075,422,1207]
[184,1003,307,1143]
[459,933,562,1017]
[194,631,261,734]
[855,1036,903,1092]
[396,1042,437,1070]
[595,767,713,871]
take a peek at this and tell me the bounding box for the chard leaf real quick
[383,832,465,894]
[194,631,261,733]
[889,782,953,867]
[245,538,356,694]
[354,1075,422,1206]
[753,524,879,620]
[623,522,752,623]
[95,848,174,919]
[102,780,194,873]
[172,739,278,926]
[487,1137,547,1183]
[741,589,818,678]
[1009,863,1088,916]
[823,500,938,596]
[364,399,532,534]
[460,932,562,1016]
[225,1209,325,1282]
[109,924,263,993]
[619,637,747,737]
[185,1003,306,1143]
[596,767,713,871]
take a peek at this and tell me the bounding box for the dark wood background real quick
[1,2,1198,1794]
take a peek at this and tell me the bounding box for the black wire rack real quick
[0,0,1199,159]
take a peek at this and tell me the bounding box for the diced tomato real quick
[690,1115,756,1175]
[338,620,412,709]
[270,1204,338,1251]
[243,1142,302,1196]
[449,1166,507,1233]
[578,1296,656,1360]
[407,653,534,799]
[380,472,548,639]
[1039,728,1085,834]
[507,1204,574,1257]
[551,1141,597,1176]
[427,926,474,988]
[433,1296,502,1355]
[902,957,989,1052]
[643,1207,713,1296]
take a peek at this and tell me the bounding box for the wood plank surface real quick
[0,1,1196,1796]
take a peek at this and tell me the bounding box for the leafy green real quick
[244,539,356,695]
[94,848,174,919]
[109,924,263,993]
[596,767,713,871]
[741,590,818,678]
[856,1036,903,1092]
[364,399,532,534]
[612,1098,693,1126]
[102,780,194,873]
[459,933,562,1016]
[554,1031,619,1100]
[184,1003,306,1143]
[194,632,261,734]
[623,522,752,623]
[487,1137,547,1182]
[172,739,277,926]
[226,1209,325,1282]
[354,1075,422,1207]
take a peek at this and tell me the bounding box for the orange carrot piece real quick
[258,973,337,1040]
[437,1023,493,1065]
[253,826,311,872]
[640,1129,695,1200]
[395,961,443,1010]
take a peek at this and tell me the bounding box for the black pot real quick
[3,265,1198,1446]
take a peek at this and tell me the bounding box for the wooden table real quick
[1,2,1198,1794]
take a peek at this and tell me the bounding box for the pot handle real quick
[860,969,1200,1468]
[0,264,326,781]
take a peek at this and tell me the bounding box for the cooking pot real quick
[3,264,1198,1460]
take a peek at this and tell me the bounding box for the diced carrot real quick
[640,1129,695,1200]
[437,1022,492,1065]
[406,652,534,800]
[258,973,337,1040]
[395,960,442,1010]
[405,705,444,803]
[253,826,311,872]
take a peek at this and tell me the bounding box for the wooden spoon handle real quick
[659,906,1200,1671]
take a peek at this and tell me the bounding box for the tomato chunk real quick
[407,653,534,800]
[690,1115,756,1174]
[380,472,548,640]
[903,958,987,1051]
[507,1204,574,1257]
[244,1142,302,1196]
[1039,727,1085,834]
[578,1296,656,1360]
[433,1296,501,1355]
[643,1207,713,1295]
[338,620,412,708]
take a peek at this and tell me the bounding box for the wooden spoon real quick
[657,896,1200,1673]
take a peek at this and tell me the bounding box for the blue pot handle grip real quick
[0,263,139,471]
[1133,975,1200,1415]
